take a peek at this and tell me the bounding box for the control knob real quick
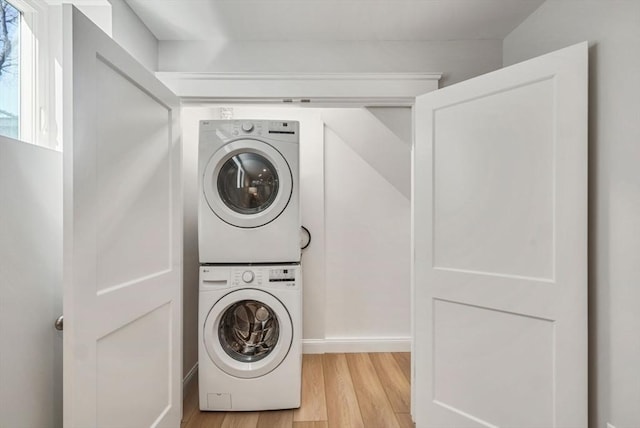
[241,122,254,133]
[242,270,255,283]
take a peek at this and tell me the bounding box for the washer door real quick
[203,140,293,228]
[203,289,293,379]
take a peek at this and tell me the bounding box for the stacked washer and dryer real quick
[197,120,302,411]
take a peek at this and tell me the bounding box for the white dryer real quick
[198,120,300,264]
[198,264,302,411]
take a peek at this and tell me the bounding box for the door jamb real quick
[162,71,443,423]
[155,71,441,107]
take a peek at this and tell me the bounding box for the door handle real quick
[55,315,63,331]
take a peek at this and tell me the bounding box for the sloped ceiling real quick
[124,0,545,41]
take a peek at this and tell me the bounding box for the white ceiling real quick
[124,0,545,42]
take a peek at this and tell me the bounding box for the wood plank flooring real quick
[182,353,412,428]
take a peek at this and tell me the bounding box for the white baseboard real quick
[183,363,198,398]
[302,337,411,354]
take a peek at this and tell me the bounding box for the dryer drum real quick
[218,300,280,363]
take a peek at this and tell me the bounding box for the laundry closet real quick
[181,105,414,379]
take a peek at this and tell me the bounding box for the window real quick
[0,0,49,147]
[0,0,20,139]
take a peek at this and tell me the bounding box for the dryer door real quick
[204,288,293,379]
[203,140,293,228]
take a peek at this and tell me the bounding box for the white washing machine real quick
[198,264,302,411]
[198,120,300,264]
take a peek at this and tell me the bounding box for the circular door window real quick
[218,299,280,363]
[203,140,293,228]
[217,153,279,215]
[204,289,293,378]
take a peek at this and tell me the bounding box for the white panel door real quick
[62,6,182,427]
[413,42,587,427]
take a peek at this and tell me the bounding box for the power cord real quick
[300,225,311,250]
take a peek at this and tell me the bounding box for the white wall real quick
[0,136,63,428]
[159,40,502,86]
[504,2,640,427]
[322,109,411,199]
[324,125,411,341]
[109,0,158,71]
[367,107,413,146]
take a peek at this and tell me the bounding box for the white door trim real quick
[155,72,442,105]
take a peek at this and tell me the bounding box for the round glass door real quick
[204,289,293,378]
[218,300,280,362]
[203,140,293,228]
[217,153,279,215]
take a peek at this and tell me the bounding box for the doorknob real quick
[55,315,63,331]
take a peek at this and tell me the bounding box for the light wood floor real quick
[182,353,413,428]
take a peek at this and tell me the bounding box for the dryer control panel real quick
[267,121,297,135]
[200,120,299,143]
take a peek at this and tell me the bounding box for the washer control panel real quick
[233,269,263,286]
[229,266,298,287]
[268,268,296,285]
[241,122,254,133]
[241,270,255,283]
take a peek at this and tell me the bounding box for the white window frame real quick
[6,0,50,147]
